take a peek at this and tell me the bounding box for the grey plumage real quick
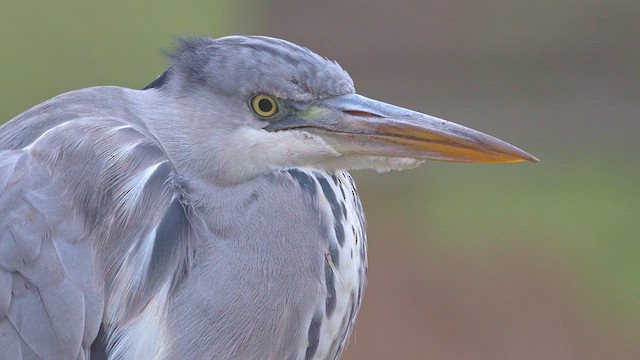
[0,36,535,360]
[165,37,354,101]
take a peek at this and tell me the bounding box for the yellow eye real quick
[250,94,279,118]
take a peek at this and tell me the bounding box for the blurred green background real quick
[1,1,638,359]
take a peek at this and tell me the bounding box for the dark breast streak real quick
[287,169,367,360]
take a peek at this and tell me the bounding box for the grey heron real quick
[0,36,536,360]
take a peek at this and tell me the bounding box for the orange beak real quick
[266,94,538,163]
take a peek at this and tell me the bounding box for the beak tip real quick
[494,140,538,163]
[514,151,539,163]
[520,150,540,163]
[479,141,539,164]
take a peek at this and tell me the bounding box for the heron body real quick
[0,36,535,359]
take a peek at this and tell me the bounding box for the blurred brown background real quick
[1,1,639,359]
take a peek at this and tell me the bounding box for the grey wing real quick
[0,147,103,360]
[0,91,183,360]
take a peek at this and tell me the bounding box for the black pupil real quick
[258,98,274,113]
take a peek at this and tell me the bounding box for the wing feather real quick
[0,320,23,359]
[0,270,10,316]
[0,87,189,360]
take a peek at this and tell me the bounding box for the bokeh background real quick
[1,1,638,359]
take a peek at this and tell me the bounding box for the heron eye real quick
[250,94,280,118]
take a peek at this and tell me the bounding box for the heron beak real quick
[267,94,538,163]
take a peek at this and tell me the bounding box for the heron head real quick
[146,36,537,184]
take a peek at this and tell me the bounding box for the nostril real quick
[342,110,383,118]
